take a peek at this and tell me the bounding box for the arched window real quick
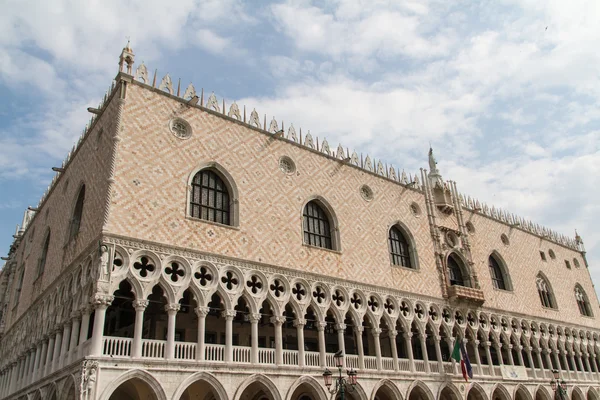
[389,226,413,268]
[575,286,593,317]
[536,274,556,309]
[13,266,25,305]
[190,169,231,225]
[489,254,509,290]
[69,185,85,240]
[38,231,51,277]
[303,201,333,250]
[448,254,468,287]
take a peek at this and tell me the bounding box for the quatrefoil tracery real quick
[133,256,155,278]
[442,308,451,323]
[292,283,306,301]
[221,271,239,290]
[332,290,345,307]
[384,298,395,315]
[313,286,326,304]
[194,267,212,287]
[247,275,263,294]
[368,296,379,312]
[428,306,438,321]
[350,293,362,310]
[400,301,410,317]
[414,304,425,320]
[270,279,285,298]
[165,261,185,282]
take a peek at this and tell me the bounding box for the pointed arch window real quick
[38,230,51,278]
[536,274,556,309]
[69,185,85,240]
[13,266,25,306]
[303,201,333,250]
[190,169,231,225]
[389,226,413,268]
[448,254,468,287]
[489,254,510,290]
[575,286,593,317]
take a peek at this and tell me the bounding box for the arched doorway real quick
[109,377,159,400]
[491,385,511,400]
[515,386,531,400]
[287,377,327,400]
[467,385,487,400]
[439,385,460,400]
[407,383,432,400]
[373,381,401,400]
[236,378,280,400]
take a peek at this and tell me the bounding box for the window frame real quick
[575,285,593,317]
[536,273,557,309]
[447,253,470,287]
[303,200,334,250]
[488,251,512,291]
[388,223,418,270]
[68,184,86,241]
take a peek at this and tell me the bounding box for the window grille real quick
[302,201,332,249]
[190,170,231,225]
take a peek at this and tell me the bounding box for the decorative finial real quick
[119,39,135,74]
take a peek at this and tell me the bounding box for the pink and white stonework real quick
[0,44,599,400]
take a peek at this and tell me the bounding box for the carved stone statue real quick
[80,360,98,400]
[99,245,110,281]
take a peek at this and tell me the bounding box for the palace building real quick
[0,43,599,400]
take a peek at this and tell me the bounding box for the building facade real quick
[0,44,599,400]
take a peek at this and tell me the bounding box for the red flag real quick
[460,360,469,382]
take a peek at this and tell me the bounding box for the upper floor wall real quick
[0,88,121,330]
[103,81,599,328]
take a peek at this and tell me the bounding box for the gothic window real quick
[38,230,51,277]
[536,274,556,309]
[190,169,231,225]
[69,185,85,240]
[389,226,413,268]
[303,201,333,250]
[575,286,593,317]
[489,254,509,290]
[448,254,467,287]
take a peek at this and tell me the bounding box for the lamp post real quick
[550,369,568,400]
[322,351,358,400]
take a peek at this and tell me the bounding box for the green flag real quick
[450,340,461,362]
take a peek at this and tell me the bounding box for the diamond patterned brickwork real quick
[102,82,599,329]
[104,84,441,299]
[4,95,121,329]
[464,211,600,329]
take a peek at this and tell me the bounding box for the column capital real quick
[70,311,82,320]
[293,318,306,327]
[335,323,346,331]
[355,325,365,333]
[249,313,261,323]
[270,316,286,325]
[316,321,328,332]
[403,332,413,339]
[372,328,382,337]
[165,303,181,314]
[485,341,492,347]
[474,340,480,346]
[223,310,236,320]
[389,330,398,338]
[92,294,114,308]
[194,306,210,317]
[133,299,149,311]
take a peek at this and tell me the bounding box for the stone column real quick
[335,323,346,368]
[433,335,444,374]
[406,332,415,372]
[472,339,483,376]
[506,344,515,365]
[249,313,260,364]
[495,343,504,365]
[294,318,306,367]
[9,362,17,394]
[561,350,572,379]
[516,345,525,367]
[44,334,55,376]
[576,352,586,378]
[52,328,63,372]
[78,306,92,352]
[68,313,81,360]
[90,295,113,356]
[545,349,554,374]
[525,347,537,378]
[583,352,592,379]
[165,303,180,360]
[356,326,365,370]
[224,310,235,362]
[485,341,495,376]
[569,352,579,379]
[590,354,600,381]
[317,322,327,367]
[132,300,149,358]
[32,342,42,382]
[535,348,545,377]
[272,316,285,366]
[20,354,29,388]
[421,334,431,373]
[59,322,71,367]
[195,306,209,361]
[389,330,399,371]
[373,328,383,371]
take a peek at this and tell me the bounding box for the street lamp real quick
[550,369,568,400]
[322,351,358,400]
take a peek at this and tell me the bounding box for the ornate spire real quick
[119,40,135,74]
[427,147,444,188]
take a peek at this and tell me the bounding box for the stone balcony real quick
[448,285,485,305]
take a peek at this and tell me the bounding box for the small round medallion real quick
[359,185,373,201]
[169,118,192,139]
[279,156,296,174]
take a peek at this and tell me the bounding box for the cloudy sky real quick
[1,0,599,296]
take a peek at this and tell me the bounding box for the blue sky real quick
[1,0,599,296]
